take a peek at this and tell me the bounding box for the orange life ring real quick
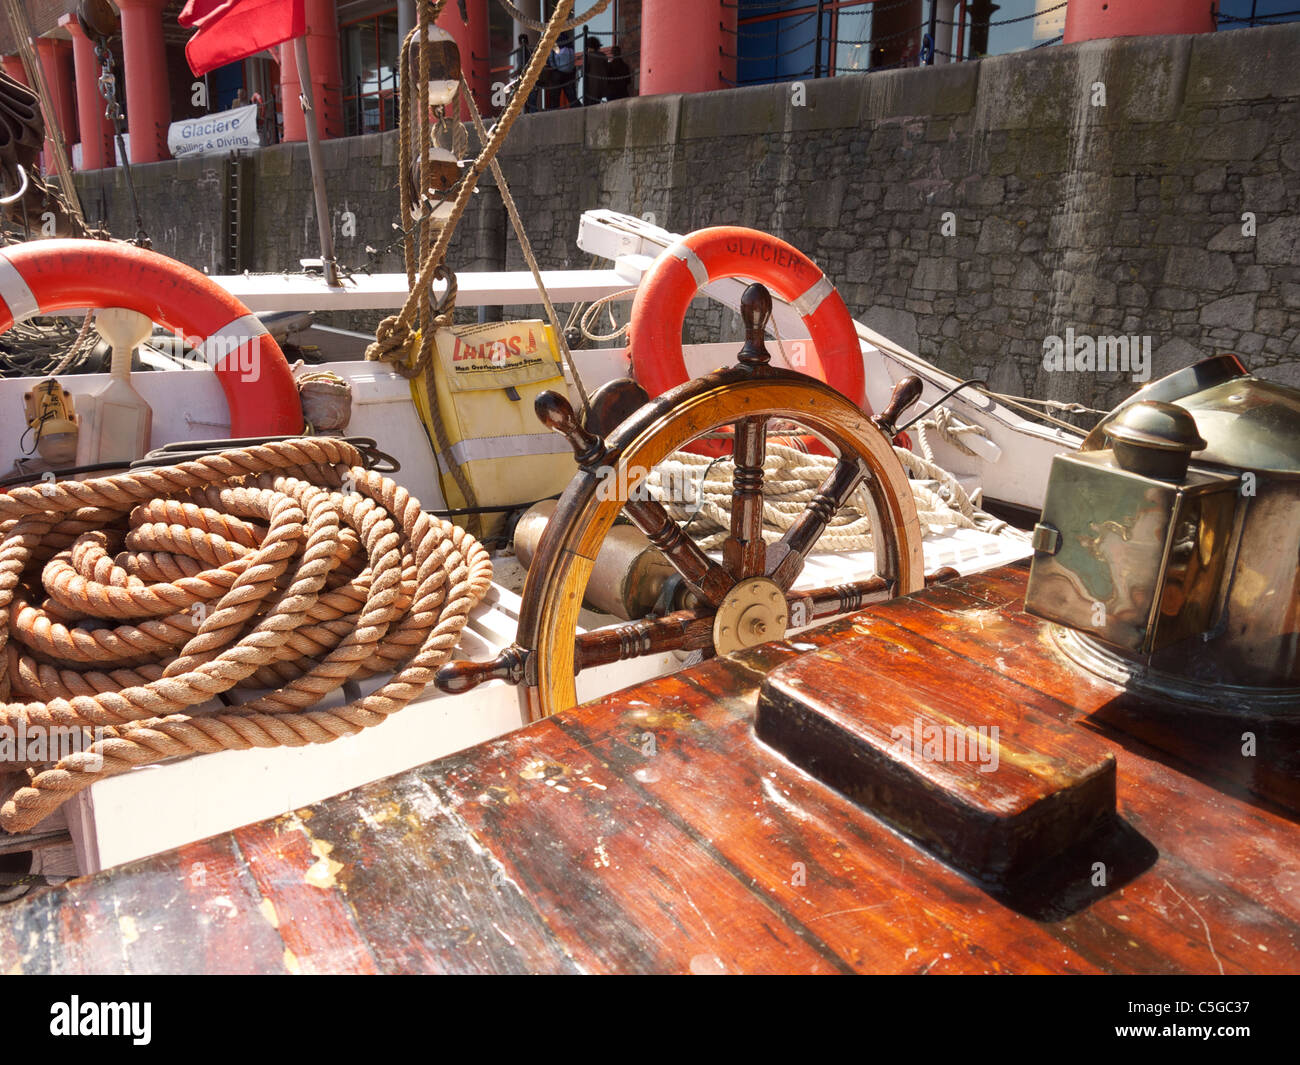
[0,239,302,438]
[627,226,868,456]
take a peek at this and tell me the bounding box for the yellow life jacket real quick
[409,319,578,538]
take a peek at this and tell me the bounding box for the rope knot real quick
[365,315,413,365]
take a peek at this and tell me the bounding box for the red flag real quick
[179,0,306,76]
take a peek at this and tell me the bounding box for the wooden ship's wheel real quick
[436,284,930,718]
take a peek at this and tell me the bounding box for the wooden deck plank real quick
[428,717,851,974]
[857,589,1124,713]
[2,563,1297,975]
[9,835,291,974]
[282,772,584,974]
[1,889,56,974]
[51,878,136,975]
[559,663,1105,973]
[233,817,383,975]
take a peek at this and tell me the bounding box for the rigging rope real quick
[0,437,492,834]
[459,73,591,416]
[366,0,572,380]
[368,0,586,532]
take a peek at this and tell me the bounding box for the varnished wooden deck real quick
[4,564,1298,974]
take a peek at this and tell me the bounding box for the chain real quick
[94,38,149,247]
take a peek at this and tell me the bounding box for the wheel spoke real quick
[574,609,714,673]
[765,456,869,590]
[624,498,733,606]
[785,567,960,628]
[723,415,768,580]
[784,576,892,629]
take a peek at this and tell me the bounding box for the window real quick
[737,1,900,85]
[342,9,399,135]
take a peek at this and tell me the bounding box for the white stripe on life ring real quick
[0,253,40,323]
[790,274,836,320]
[665,240,710,289]
[199,313,268,368]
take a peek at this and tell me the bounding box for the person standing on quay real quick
[516,33,538,112]
[604,44,631,99]
[582,35,607,106]
[549,30,577,108]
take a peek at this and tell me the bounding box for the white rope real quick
[913,404,983,463]
[647,441,1030,550]
[579,286,637,342]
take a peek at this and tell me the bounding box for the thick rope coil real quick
[0,438,491,833]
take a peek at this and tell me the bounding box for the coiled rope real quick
[0,438,492,833]
[648,434,1030,550]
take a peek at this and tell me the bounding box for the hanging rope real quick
[366,0,573,379]
[459,72,592,417]
[47,312,98,376]
[579,287,637,343]
[0,438,492,833]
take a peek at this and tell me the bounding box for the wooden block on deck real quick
[755,615,1117,886]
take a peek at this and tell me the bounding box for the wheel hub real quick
[712,577,789,655]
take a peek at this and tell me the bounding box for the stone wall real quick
[76,22,1300,409]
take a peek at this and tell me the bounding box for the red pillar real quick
[2,55,28,85]
[34,38,78,168]
[280,0,343,142]
[1064,0,1215,43]
[640,0,735,96]
[116,0,171,163]
[62,16,116,171]
[437,0,491,118]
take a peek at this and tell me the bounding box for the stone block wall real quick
[76,22,1300,410]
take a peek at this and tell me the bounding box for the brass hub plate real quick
[712,577,789,656]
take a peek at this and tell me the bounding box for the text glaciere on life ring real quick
[167,104,261,159]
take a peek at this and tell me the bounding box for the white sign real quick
[167,104,260,158]
[1034,0,1068,39]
